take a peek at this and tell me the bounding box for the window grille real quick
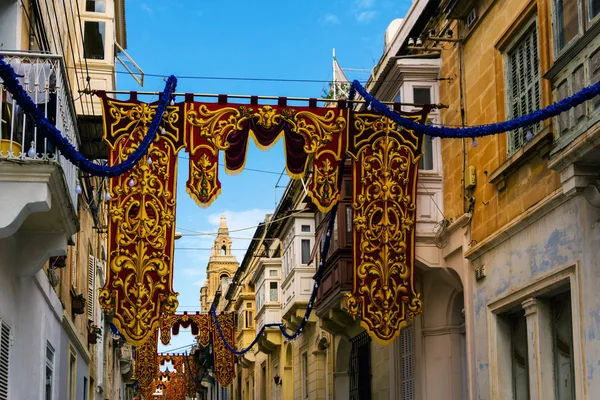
[349,331,371,400]
[87,254,96,321]
[399,326,415,400]
[0,321,10,400]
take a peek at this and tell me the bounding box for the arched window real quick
[220,273,230,288]
[221,243,227,255]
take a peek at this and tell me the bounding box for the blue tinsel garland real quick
[350,79,600,138]
[0,55,177,177]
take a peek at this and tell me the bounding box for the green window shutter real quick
[507,24,542,154]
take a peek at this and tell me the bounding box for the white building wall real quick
[470,194,600,397]
[0,237,75,400]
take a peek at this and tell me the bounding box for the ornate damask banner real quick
[134,328,159,400]
[159,312,211,347]
[345,108,431,345]
[98,93,347,345]
[98,91,429,350]
[212,313,235,387]
[98,94,185,345]
[185,98,347,211]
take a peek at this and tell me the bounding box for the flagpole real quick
[332,48,337,100]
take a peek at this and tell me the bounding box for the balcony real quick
[119,342,134,381]
[250,257,282,352]
[281,264,317,329]
[234,291,256,367]
[546,23,600,194]
[0,51,80,275]
[280,215,317,329]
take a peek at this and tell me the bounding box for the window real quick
[45,342,54,400]
[261,365,267,400]
[349,331,371,400]
[220,274,230,288]
[553,0,600,57]
[555,0,580,52]
[68,351,76,400]
[413,87,431,105]
[591,0,600,20]
[343,179,352,200]
[400,326,414,400]
[83,21,105,60]
[419,134,434,170]
[247,302,252,308]
[345,205,353,246]
[505,23,541,154]
[302,352,308,399]
[87,254,96,321]
[301,240,310,264]
[85,0,106,12]
[256,286,264,310]
[269,282,278,302]
[222,244,227,255]
[0,321,10,400]
[83,377,87,400]
[245,311,254,328]
[551,292,575,398]
[269,270,278,277]
[301,225,310,232]
[509,312,529,399]
[490,274,580,400]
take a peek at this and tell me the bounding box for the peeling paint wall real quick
[471,195,600,397]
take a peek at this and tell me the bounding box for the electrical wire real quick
[66,65,449,85]
[176,209,308,236]
[177,155,282,175]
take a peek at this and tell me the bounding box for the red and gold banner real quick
[98,94,185,345]
[345,109,430,345]
[211,312,235,387]
[97,90,431,350]
[159,312,211,347]
[134,329,159,400]
[185,100,347,211]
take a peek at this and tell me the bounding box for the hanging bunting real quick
[97,93,185,345]
[185,98,347,211]
[345,108,431,345]
[159,312,211,347]
[211,312,235,387]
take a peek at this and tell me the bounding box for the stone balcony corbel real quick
[257,327,282,354]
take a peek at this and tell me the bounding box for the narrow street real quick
[0,0,599,399]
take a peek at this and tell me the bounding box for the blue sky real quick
[116,0,413,352]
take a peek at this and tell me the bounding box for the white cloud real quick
[139,2,153,15]
[322,14,341,25]
[357,11,377,23]
[355,0,375,8]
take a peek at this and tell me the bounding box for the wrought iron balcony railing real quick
[0,51,80,208]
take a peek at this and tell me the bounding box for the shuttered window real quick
[506,23,542,155]
[0,321,10,400]
[87,254,96,321]
[400,326,415,400]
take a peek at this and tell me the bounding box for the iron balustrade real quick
[0,51,80,208]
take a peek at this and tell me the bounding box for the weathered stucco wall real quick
[470,195,600,397]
